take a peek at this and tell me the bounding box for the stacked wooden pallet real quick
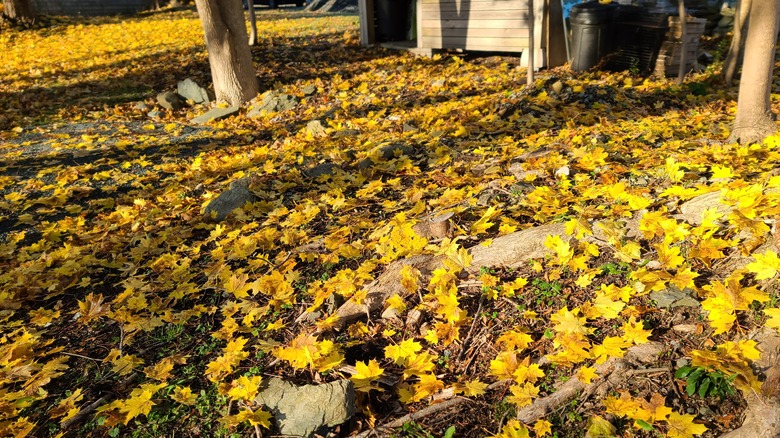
[654,16,706,77]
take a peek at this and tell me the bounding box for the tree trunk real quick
[3,0,35,23]
[723,0,752,86]
[728,0,779,144]
[194,0,259,106]
[247,0,257,46]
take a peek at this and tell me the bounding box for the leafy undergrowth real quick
[1,6,780,438]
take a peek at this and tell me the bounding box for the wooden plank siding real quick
[418,0,532,53]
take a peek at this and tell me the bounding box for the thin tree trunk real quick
[728,0,779,144]
[3,0,35,23]
[247,0,258,46]
[723,0,752,86]
[195,0,259,106]
[677,0,687,84]
[527,0,534,86]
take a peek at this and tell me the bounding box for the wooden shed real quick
[30,0,154,16]
[359,0,568,68]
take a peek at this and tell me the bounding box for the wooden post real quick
[358,0,375,46]
[527,0,535,86]
[677,0,687,84]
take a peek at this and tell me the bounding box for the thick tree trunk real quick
[728,0,778,144]
[723,0,752,86]
[247,0,258,46]
[3,0,35,23]
[195,0,259,106]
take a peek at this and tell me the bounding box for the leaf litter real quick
[1,6,780,438]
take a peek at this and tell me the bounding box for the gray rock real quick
[177,78,212,105]
[157,91,185,111]
[374,142,413,160]
[306,119,327,138]
[135,102,151,111]
[302,84,317,96]
[204,177,256,221]
[333,129,360,138]
[247,91,300,118]
[256,377,355,438]
[305,162,340,179]
[676,191,732,226]
[508,162,545,181]
[650,287,700,308]
[191,106,240,124]
[147,110,163,119]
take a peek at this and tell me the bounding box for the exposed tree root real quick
[515,342,665,423]
[334,223,566,328]
[720,329,780,438]
[728,117,778,145]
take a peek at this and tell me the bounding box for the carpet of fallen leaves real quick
[1,6,780,438]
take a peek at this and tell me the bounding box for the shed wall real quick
[419,0,531,52]
[31,0,154,16]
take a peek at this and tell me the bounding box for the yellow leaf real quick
[385,339,422,365]
[765,308,780,332]
[119,382,165,422]
[746,250,780,280]
[533,419,553,437]
[505,383,539,407]
[234,408,272,428]
[551,307,591,335]
[462,379,488,396]
[171,386,197,406]
[710,165,734,180]
[227,375,262,401]
[666,412,707,438]
[111,354,144,376]
[585,415,617,438]
[143,358,175,381]
[351,359,384,392]
[577,366,598,384]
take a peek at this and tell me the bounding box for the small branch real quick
[61,372,140,430]
[355,380,511,438]
[61,352,102,363]
[457,296,485,362]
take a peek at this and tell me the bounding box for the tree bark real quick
[723,0,752,86]
[247,0,258,46]
[3,0,35,23]
[195,0,259,106]
[728,0,779,144]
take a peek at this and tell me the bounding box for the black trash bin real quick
[569,1,619,71]
[375,0,413,42]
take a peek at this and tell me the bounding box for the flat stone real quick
[650,287,700,308]
[157,91,185,111]
[255,377,355,438]
[135,102,151,111]
[177,78,212,105]
[305,162,341,179]
[375,142,413,160]
[204,177,256,221]
[676,191,731,226]
[302,84,317,96]
[508,162,544,181]
[147,110,163,119]
[191,106,239,124]
[247,91,300,118]
[306,119,327,138]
